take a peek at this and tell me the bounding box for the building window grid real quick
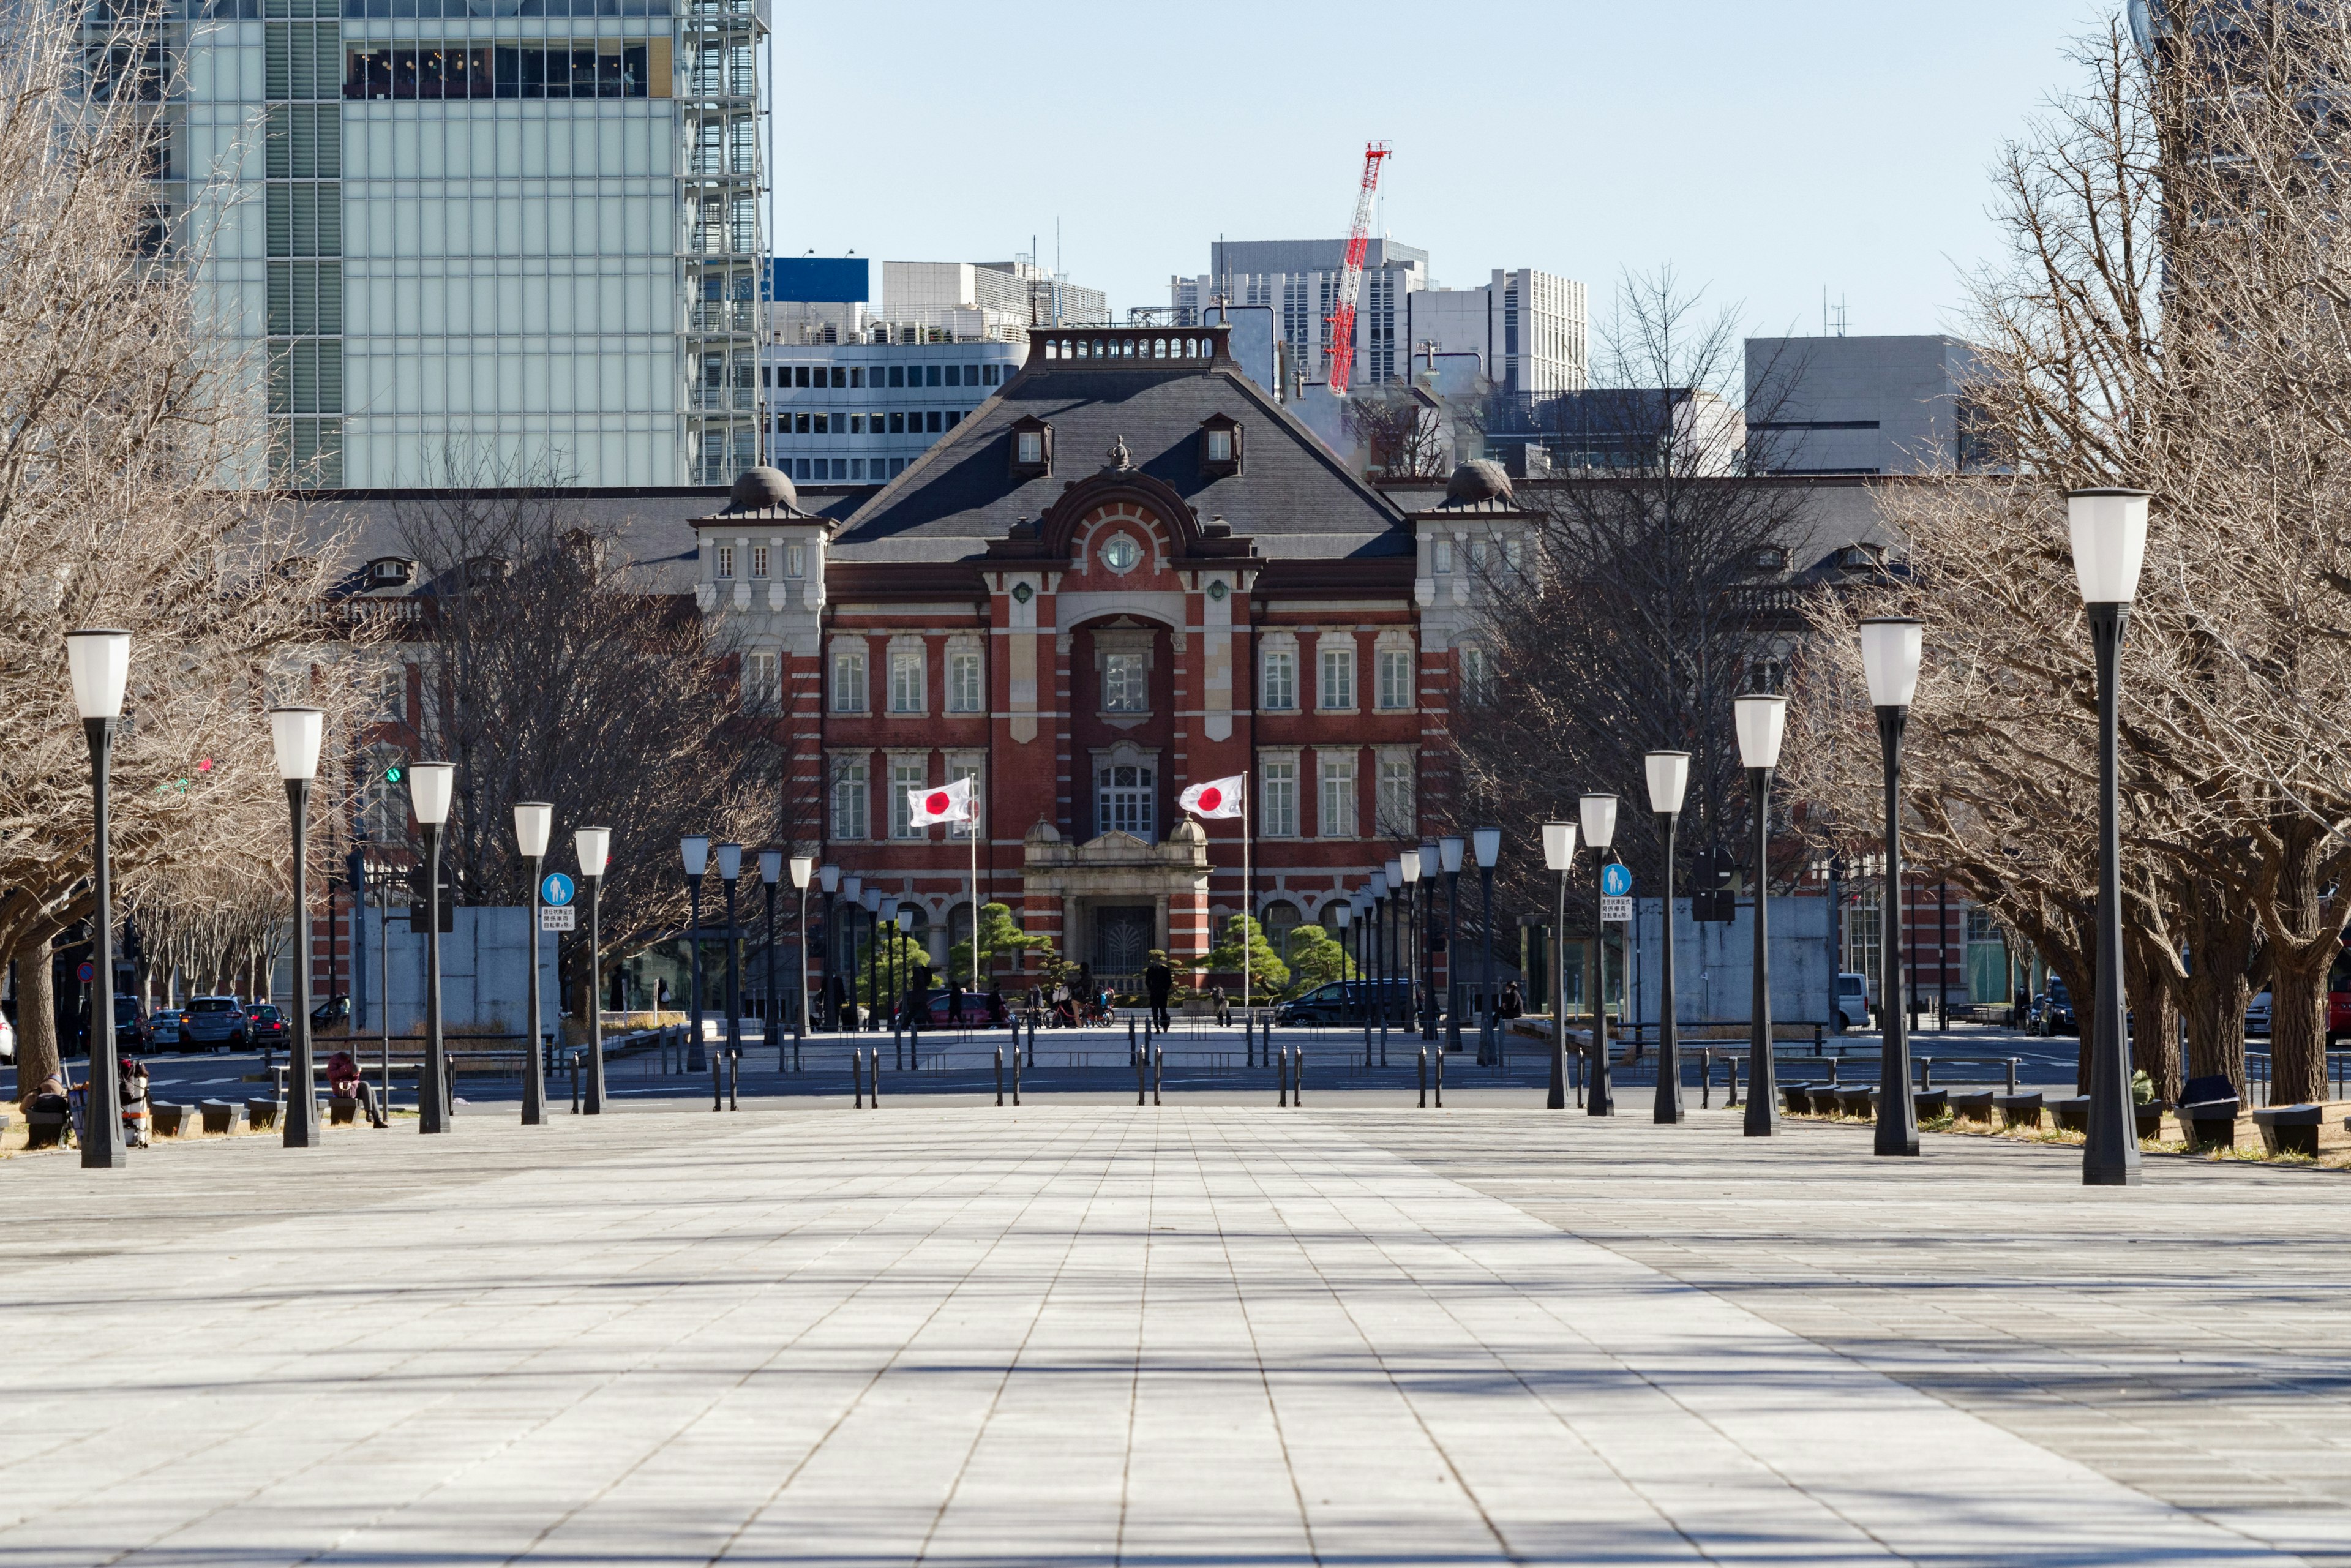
[830,758,869,841]
[741,649,778,713]
[1319,646,1354,711]
[1260,647,1295,711]
[888,649,924,714]
[1097,762,1155,839]
[1376,647,1412,710]
[1103,651,1148,713]
[890,759,924,838]
[948,651,983,713]
[1378,755,1415,838]
[1319,754,1359,838]
[1261,760,1298,838]
[948,762,981,839]
[830,648,868,713]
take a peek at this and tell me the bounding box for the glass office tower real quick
[175,0,763,487]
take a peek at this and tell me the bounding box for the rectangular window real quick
[741,650,778,713]
[713,545,733,580]
[946,411,962,429]
[926,365,942,386]
[1261,760,1297,838]
[888,366,905,387]
[948,651,982,713]
[749,545,769,579]
[1260,647,1295,710]
[1103,651,1147,712]
[830,759,868,840]
[1433,539,1453,574]
[850,367,864,388]
[948,762,980,839]
[890,412,907,434]
[1017,429,1041,463]
[1461,646,1493,705]
[812,413,829,435]
[795,366,811,388]
[945,364,961,386]
[890,760,924,838]
[830,648,867,713]
[848,415,864,435]
[926,411,943,433]
[831,367,848,388]
[1376,647,1412,710]
[889,649,924,713]
[1319,645,1354,710]
[1206,429,1232,462]
[1378,756,1415,837]
[1319,754,1359,838]
[786,544,806,578]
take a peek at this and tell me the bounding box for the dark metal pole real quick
[585,870,606,1114]
[1548,868,1567,1111]
[1445,868,1464,1057]
[377,857,391,1109]
[284,776,320,1148]
[1937,879,1949,1033]
[1875,706,1918,1157]
[81,718,126,1167]
[686,875,707,1073]
[1654,809,1684,1124]
[1745,767,1779,1137]
[766,879,779,1071]
[866,906,878,1032]
[522,852,544,1127]
[2084,602,2143,1185]
[1376,894,1389,1066]
[819,889,834,1032]
[1589,854,1613,1117]
[1479,865,1495,1065]
[720,874,740,1111]
[421,821,448,1135]
[1420,879,1436,1043]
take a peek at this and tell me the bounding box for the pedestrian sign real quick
[1601,862,1632,898]
[540,906,576,931]
[541,871,575,907]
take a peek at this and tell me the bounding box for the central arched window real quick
[1097,760,1155,838]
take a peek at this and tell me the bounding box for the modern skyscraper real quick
[174,0,763,489]
[1171,238,1429,389]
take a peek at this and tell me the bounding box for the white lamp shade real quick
[1370,871,1388,898]
[408,762,454,826]
[65,629,131,721]
[2068,487,2151,605]
[1734,694,1789,769]
[1542,820,1578,872]
[895,906,914,930]
[574,825,610,876]
[1645,751,1691,813]
[759,848,783,884]
[680,835,710,877]
[1398,852,1421,884]
[268,706,326,782]
[1387,856,1409,886]
[512,800,553,857]
[1329,900,1351,928]
[1439,835,1466,874]
[1472,826,1501,868]
[819,863,840,893]
[1579,793,1619,850]
[792,856,815,890]
[841,874,862,901]
[861,887,880,912]
[1418,844,1440,879]
[1858,617,1924,708]
[715,841,743,881]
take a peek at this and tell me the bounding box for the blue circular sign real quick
[1600,863,1633,898]
[541,871,576,907]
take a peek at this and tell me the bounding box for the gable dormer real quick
[1198,412,1243,478]
[1009,414,1052,479]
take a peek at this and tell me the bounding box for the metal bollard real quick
[1727,1056,1741,1108]
[2006,1057,2019,1094]
[1419,1048,1428,1108]
[1294,1046,1303,1107]
[1013,1036,1022,1105]
[995,1045,1004,1106]
[570,1048,581,1113]
[869,1048,880,1107]
[1813,1022,1825,1055]
[1152,1043,1163,1106]
[1136,1046,1147,1105]
[853,1051,865,1109]
[1278,1045,1289,1107]
[1128,1016,1138,1065]
[1245,1012,1255,1068]
[1702,1055,1712,1110]
[728,1048,739,1112]
[1434,1045,1444,1108]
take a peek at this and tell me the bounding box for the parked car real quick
[310,993,351,1027]
[2245,990,2271,1038]
[2030,977,2077,1037]
[179,994,250,1050]
[113,994,149,1052]
[149,1009,184,1049]
[1274,978,1417,1026]
[246,1004,288,1049]
[1834,972,1870,1032]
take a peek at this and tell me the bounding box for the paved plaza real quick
[2,1097,2346,1566]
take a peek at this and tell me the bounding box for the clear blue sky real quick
[769,1,2113,345]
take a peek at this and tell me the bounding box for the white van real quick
[1834,972,1870,1031]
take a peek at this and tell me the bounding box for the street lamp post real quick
[2070,487,2151,1187]
[1472,827,1500,1064]
[791,857,814,1062]
[1734,697,1787,1138]
[513,800,553,1127]
[1859,616,1924,1158]
[759,848,782,1068]
[1579,793,1619,1117]
[716,841,742,1112]
[861,886,881,1031]
[268,705,326,1149]
[1541,820,1577,1111]
[408,761,456,1134]
[1440,836,1466,1057]
[1369,870,1390,1065]
[1646,751,1692,1124]
[819,864,841,1030]
[894,904,915,1065]
[680,835,709,1073]
[840,874,862,1029]
[576,826,610,1114]
[1398,849,1424,1039]
[66,629,132,1169]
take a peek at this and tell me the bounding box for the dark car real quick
[149,1008,184,1049]
[180,994,250,1050]
[113,994,149,1052]
[2030,977,2077,1037]
[897,989,1011,1027]
[1274,978,1415,1026]
[247,1004,288,1049]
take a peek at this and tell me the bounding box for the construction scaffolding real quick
[678,0,764,484]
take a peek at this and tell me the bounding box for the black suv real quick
[2029,977,2077,1037]
[1274,978,1415,1026]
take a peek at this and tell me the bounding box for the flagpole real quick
[969,780,981,1007]
[1242,788,1251,1014]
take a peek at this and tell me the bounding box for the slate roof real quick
[830,355,1411,565]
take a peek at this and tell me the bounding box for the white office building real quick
[173,0,765,489]
[1400,269,1588,397]
[762,340,1022,484]
[1744,335,1984,475]
[1170,238,1430,389]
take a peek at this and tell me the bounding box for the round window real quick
[1100,533,1142,574]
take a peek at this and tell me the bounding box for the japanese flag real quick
[906,776,976,826]
[1179,773,1247,819]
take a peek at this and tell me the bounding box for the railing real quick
[2241,1051,2351,1108]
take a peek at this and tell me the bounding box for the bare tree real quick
[1342,385,1450,479]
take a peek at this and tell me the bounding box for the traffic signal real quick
[408,868,455,932]
[1692,846,1739,924]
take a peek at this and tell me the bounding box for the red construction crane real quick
[1324,139,1391,397]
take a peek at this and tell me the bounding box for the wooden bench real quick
[244,1099,280,1131]
[329,1096,360,1125]
[1914,1089,1950,1120]
[198,1099,241,1135]
[2252,1103,2323,1157]
[1834,1086,1878,1118]
[2050,1095,2093,1133]
[152,1103,192,1138]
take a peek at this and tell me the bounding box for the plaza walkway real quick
[0,1100,2342,1565]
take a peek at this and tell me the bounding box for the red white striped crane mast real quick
[1324,139,1391,397]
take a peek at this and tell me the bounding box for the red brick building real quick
[693,323,1532,993]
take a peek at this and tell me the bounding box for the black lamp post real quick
[716,841,742,1112]
[819,863,840,1030]
[1440,836,1466,1056]
[268,705,326,1149]
[1646,751,1690,1125]
[681,835,709,1072]
[513,800,553,1127]
[576,826,610,1113]
[66,629,131,1168]
[2070,487,2151,1187]
[893,904,914,1065]
[1414,843,1438,1040]
[1859,617,1924,1158]
[1540,819,1577,1111]
[861,886,881,1030]
[409,761,456,1134]
[759,848,782,1065]
[1579,793,1619,1117]
[1734,697,1787,1138]
[840,874,863,1030]
[1472,827,1500,1062]
[1371,868,1392,1065]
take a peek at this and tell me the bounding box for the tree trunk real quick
[2176,870,2254,1098]
[2255,824,2339,1108]
[2123,933,2181,1106]
[13,936,59,1106]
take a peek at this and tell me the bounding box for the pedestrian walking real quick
[1146,950,1174,1032]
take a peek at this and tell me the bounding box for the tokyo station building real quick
[692,323,1534,992]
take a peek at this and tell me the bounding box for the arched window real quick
[1095,759,1155,838]
[1044,339,1059,360]
[1262,900,1302,960]
[1153,337,1166,358]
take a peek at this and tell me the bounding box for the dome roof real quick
[729,465,796,514]
[1445,459,1513,506]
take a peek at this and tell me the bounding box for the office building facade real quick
[762,339,1022,484]
[174,0,764,489]
[1744,335,1983,475]
[1171,238,1430,389]
[1400,269,1588,397]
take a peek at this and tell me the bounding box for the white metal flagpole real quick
[968,781,981,1003]
[1242,786,1251,1013]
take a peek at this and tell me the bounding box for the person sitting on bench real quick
[327,1049,388,1128]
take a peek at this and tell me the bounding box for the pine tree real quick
[1203,915,1289,996]
[1282,924,1355,997]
